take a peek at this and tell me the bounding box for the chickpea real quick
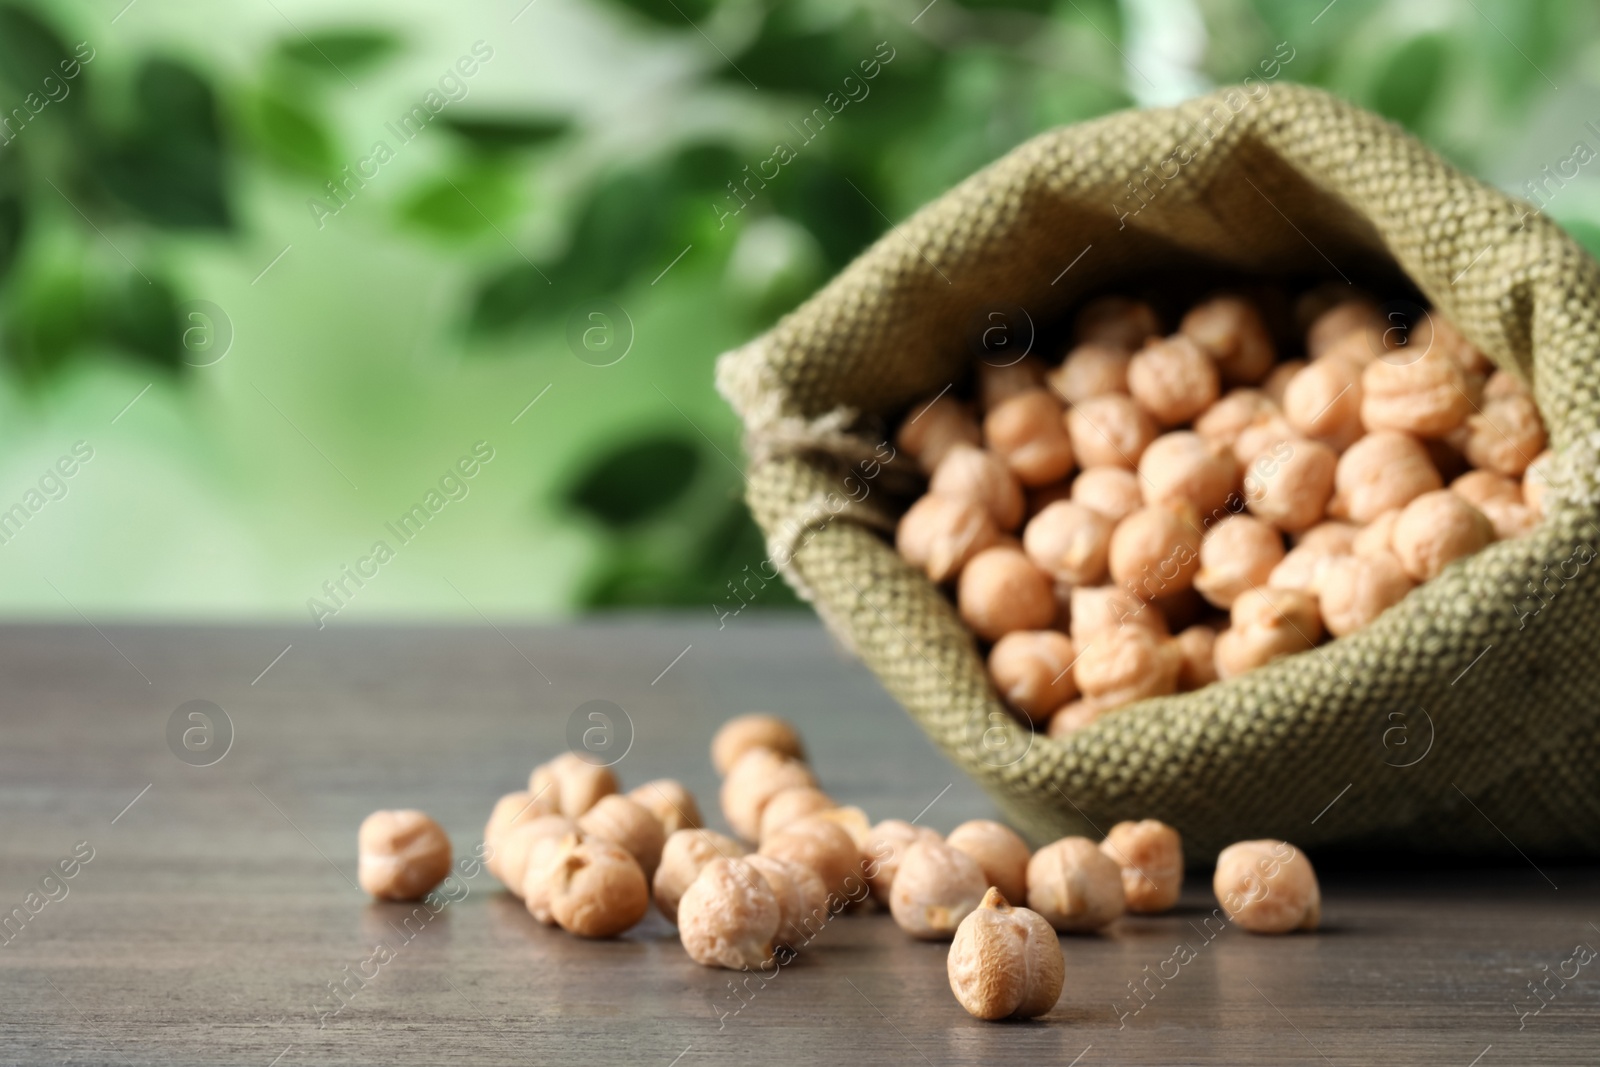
[1181,294,1276,385]
[1390,489,1493,582]
[1213,839,1320,934]
[862,819,943,902]
[653,828,747,924]
[1067,585,1167,644]
[528,752,618,818]
[1139,431,1239,517]
[1046,698,1107,738]
[1317,553,1413,636]
[744,853,830,950]
[1099,819,1183,914]
[1296,520,1360,555]
[947,820,1031,904]
[1026,836,1125,933]
[930,443,1026,531]
[897,493,1002,583]
[1174,624,1219,690]
[357,809,452,902]
[1128,335,1221,427]
[1195,388,1279,454]
[897,394,982,475]
[1066,394,1158,470]
[1361,349,1472,437]
[890,838,989,940]
[1243,437,1337,533]
[760,814,863,904]
[977,355,1049,412]
[1524,449,1556,515]
[1232,414,1299,467]
[1214,587,1323,679]
[485,790,556,864]
[1411,312,1493,375]
[1075,295,1160,350]
[1329,431,1442,523]
[1073,626,1180,709]
[1048,342,1130,403]
[984,389,1074,486]
[948,887,1064,1021]
[721,747,819,842]
[1351,509,1399,559]
[811,806,872,849]
[958,545,1057,641]
[986,630,1078,724]
[576,795,666,881]
[1195,514,1286,609]
[1283,356,1364,451]
[711,713,806,776]
[525,834,650,938]
[1451,470,1537,541]
[521,832,577,924]
[1261,359,1307,407]
[1307,298,1384,359]
[1023,501,1112,587]
[1451,392,1545,477]
[495,815,579,895]
[1071,466,1144,524]
[758,786,837,842]
[677,857,781,969]
[626,779,702,836]
[1483,369,1527,401]
[1266,544,1337,596]
[1108,504,1202,598]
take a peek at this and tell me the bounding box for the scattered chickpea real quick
[758,786,837,842]
[1195,514,1286,609]
[930,443,1026,531]
[1243,437,1337,533]
[1317,553,1413,636]
[948,888,1063,1021]
[978,356,1049,412]
[744,853,830,950]
[576,795,667,881]
[1214,587,1323,679]
[1174,624,1219,690]
[1181,294,1276,385]
[958,545,1058,642]
[1283,356,1364,451]
[528,752,618,818]
[862,819,943,902]
[1026,836,1125,933]
[760,814,863,904]
[626,779,702,836]
[987,630,1078,725]
[485,790,555,866]
[653,828,747,924]
[1307,299,1384,359]
[1361,350,1472,437]
[357,810,452,902]
[1075,296,1160,350]
[1067,585,1167,644]
[1128,335,1221,427]
[1450,392,1545,477]
[1261,359,1307,407]
[1390,489,1493,582]
[1099,819,1183,914]
[1066,394,1158,470]
[721,747,819,842]
[947,819,1031,904]
[1046,698,1106,738]
[1071,466,1145,524]
[677,857,781,968]
[897,394,981,475]
[1329,431,1442,523]
[897,493,1002,583]
[1139,431,1239,517]
[1048,342,1130,403]
[1023,502,1111,587]
[890,838,989,940]
[1195,388,1279,455]
[711,713,806,776]
[495,815,579,895]
[525,834,650,939]
[1073,626,1180,709]
[985,390,1075,486]
[1213,839,1320,934]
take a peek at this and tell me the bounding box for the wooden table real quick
[2,618,1595,1065]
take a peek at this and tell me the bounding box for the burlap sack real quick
[717,83,1600,860]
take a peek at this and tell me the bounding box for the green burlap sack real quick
[717,82,1600,860]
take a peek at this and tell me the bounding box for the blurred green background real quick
[0,0,1596,622]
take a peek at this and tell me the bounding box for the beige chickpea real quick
[987,630,1078,725]
[1411,312,1492,374]
[1329,431,1442,523]
[1073,626,1180,709]
[1524,449,1556,514]
[897,493,1002,583]
[1283,356,1364,451]
[1214,587,1323,679]
[1026,836,1125,933]
[1046,698,1107,738]
[357,810,452,902]
[1195,389,1279,454]
[711,713,806,776]
[1317,553,1413,636]
[1139,431,1239,517]
[1451,392,1545,476]
[890,837,989,940]
[1127,335,1221,426]
[1391,490,1493,582]
[525,834,650,938]
[1307,298,1385,359]
[985,389,1074,486]
[958,545,1057,641]
[947,820,1031,903]
[1048,342,1130,403]
[1451,471,1537,541]
[1108,504,1202,597]
[1067,584,1167,644]
[930,443,1026,531]
[744,853,830,950]
[1174,624,1219,690]
[897,394,981,475]
[1261,359,1307,407]
[1483,369,1527,401]
[1361,350,1472,437]
[1075,295,1160,350]
[758,786,836,842]
[811,806,872,849]
[1243,437,1337,533]
[1351,509,1399,559]
[1071,466,1144,524]
[1099,819,1183,914]
[653,828,747,924]
[577,795,666,882]
[521,832,579,924]
[1181,294,1276,385]
[1266,544,1337,596]
[862,819,943,901]
[1023,502,1111,587]
[528,752,618,818]
[626,779,702,836]
[977,355,1049,412]
[1232,413,1300,467]
[485,790,556,866]
[495,815,579,895]
[720,747,818,842]
[1296,520,1360,555]
[760,814,863,904]
[1066,394,1158,470]
[1214,839,1320,934]
[1194,514,1286,609]
[678,857,781,968]
[948,887,1064,1020]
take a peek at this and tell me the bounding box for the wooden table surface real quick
[2,617,1595,1066]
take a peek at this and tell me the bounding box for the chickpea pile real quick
[357,712,1328,1023]
[895,290,1549,736]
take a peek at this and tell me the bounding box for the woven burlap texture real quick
[717,82,1600,860]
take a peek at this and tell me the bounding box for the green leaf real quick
[606,0,718,28]
[437,114,570,152]
[0,3,82,113]
[244,89,338,177]
[2,262,95,381]
[397,164,518,237]
[103,273,182,371]
[0,192,23,286]
[97,58,232,229]
[1370,34,1447,131]
[467,263,550,334]
[275,29,401,77]
[563,435,701,528]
